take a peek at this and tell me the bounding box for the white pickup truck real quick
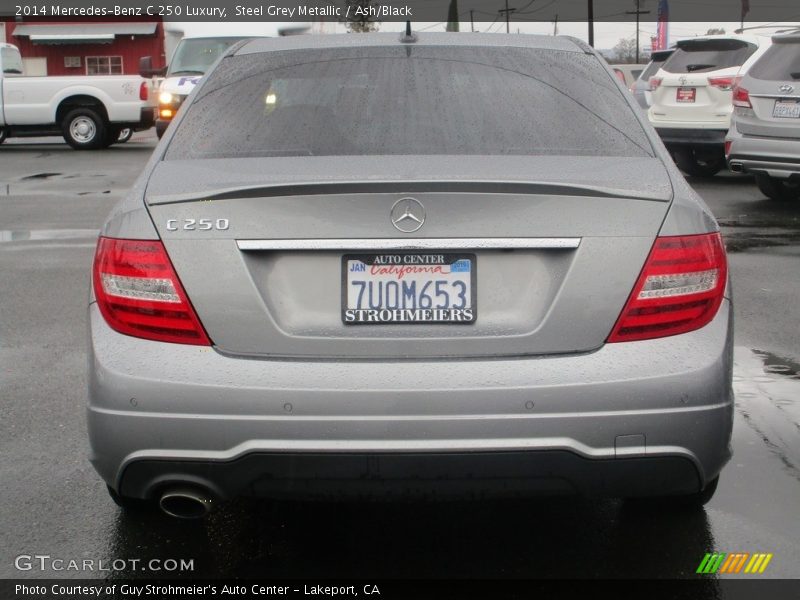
[0,43,155,149]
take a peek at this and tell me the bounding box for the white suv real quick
[648,35,767,176]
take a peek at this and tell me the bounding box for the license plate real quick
[773,99,800,119]
[676,87,696,102]
[342,253,476,324]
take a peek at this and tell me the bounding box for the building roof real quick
[12,23,157,44]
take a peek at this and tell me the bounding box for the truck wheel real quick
[62,108,106,150]
[755,174,800,201]
[117,128,133,143]
[0,127,7,144]
[672,149,724,178]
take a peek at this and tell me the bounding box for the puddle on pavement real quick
[733,347,800,479]
[720,220,800,253]
[19,172,62,180]
[0,229,98,243]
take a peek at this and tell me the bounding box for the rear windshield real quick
[166,46,652,160]
[748,41,800,81]
[662,39,757,73]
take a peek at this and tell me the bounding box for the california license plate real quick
[773,99,800,119]
[676,87,696,102]
[342,253,476,324]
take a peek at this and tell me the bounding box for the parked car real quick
[726,32,800,200]
[610,63,646,88]
[648,34,768,176]
[0,43,155,149]
[631,49,674,109]
[88,32,732,519]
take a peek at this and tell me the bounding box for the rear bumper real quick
[87,300,734,501]
[121,452,702,500]
[726,127,800,179]
[655,127,727,148]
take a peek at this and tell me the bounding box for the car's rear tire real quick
[672,148,725,178]
[107,485,156,513]
[62,108,107,150]
[755,174,800,201]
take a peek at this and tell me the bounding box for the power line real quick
[626,0,651,63]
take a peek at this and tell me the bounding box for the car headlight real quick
[159,91,174,105]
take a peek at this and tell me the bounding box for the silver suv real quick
[726,32,800,200]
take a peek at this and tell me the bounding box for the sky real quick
[165,20,800,55]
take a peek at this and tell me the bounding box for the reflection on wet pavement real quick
[106,494,720,581]
[733,347,800,481]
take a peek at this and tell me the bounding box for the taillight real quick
[649,77,662,91]
[708,76,735,91]
[139,81,148,101]
[93,237,211,345]
[607,233,727,343]
[732,84,752,108]
[724,140,732,157]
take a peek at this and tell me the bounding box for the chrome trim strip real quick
[749,93,800,99]
[237,238,581,251]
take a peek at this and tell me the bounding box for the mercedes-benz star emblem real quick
[390,198,426,233]
[779,84,795,94]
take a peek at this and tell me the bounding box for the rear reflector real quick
[93,237,211,345]
[708,76,735,91]
[607,233,727,343]
[732,85,752,108]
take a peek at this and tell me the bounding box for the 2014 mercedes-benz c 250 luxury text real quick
[87,31,733,519]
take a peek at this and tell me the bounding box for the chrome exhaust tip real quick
[159,486,214,519]
[729,162,743,173]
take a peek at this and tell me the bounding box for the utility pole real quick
[470,10,474,32]
[553,14,558,36]
[499,0,516,34]
[588,0,594,46]
[626,0,651,63]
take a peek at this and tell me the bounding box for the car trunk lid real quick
[145,155,673,359]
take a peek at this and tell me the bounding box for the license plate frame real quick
[773,99,800,119]
[341,252,477,325]
[676,87,696,103]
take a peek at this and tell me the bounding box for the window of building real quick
[86,56,123,75]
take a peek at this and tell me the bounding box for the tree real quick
[612,37,638,63]
[344,0,380,33]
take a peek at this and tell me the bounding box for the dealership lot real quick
[1,135,799,579]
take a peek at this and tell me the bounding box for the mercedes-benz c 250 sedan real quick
[88,32,733,519]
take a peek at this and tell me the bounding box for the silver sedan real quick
[87,32,733,518]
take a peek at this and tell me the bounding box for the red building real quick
[1,17,166,76]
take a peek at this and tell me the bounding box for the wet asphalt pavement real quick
[1,134,798,581]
